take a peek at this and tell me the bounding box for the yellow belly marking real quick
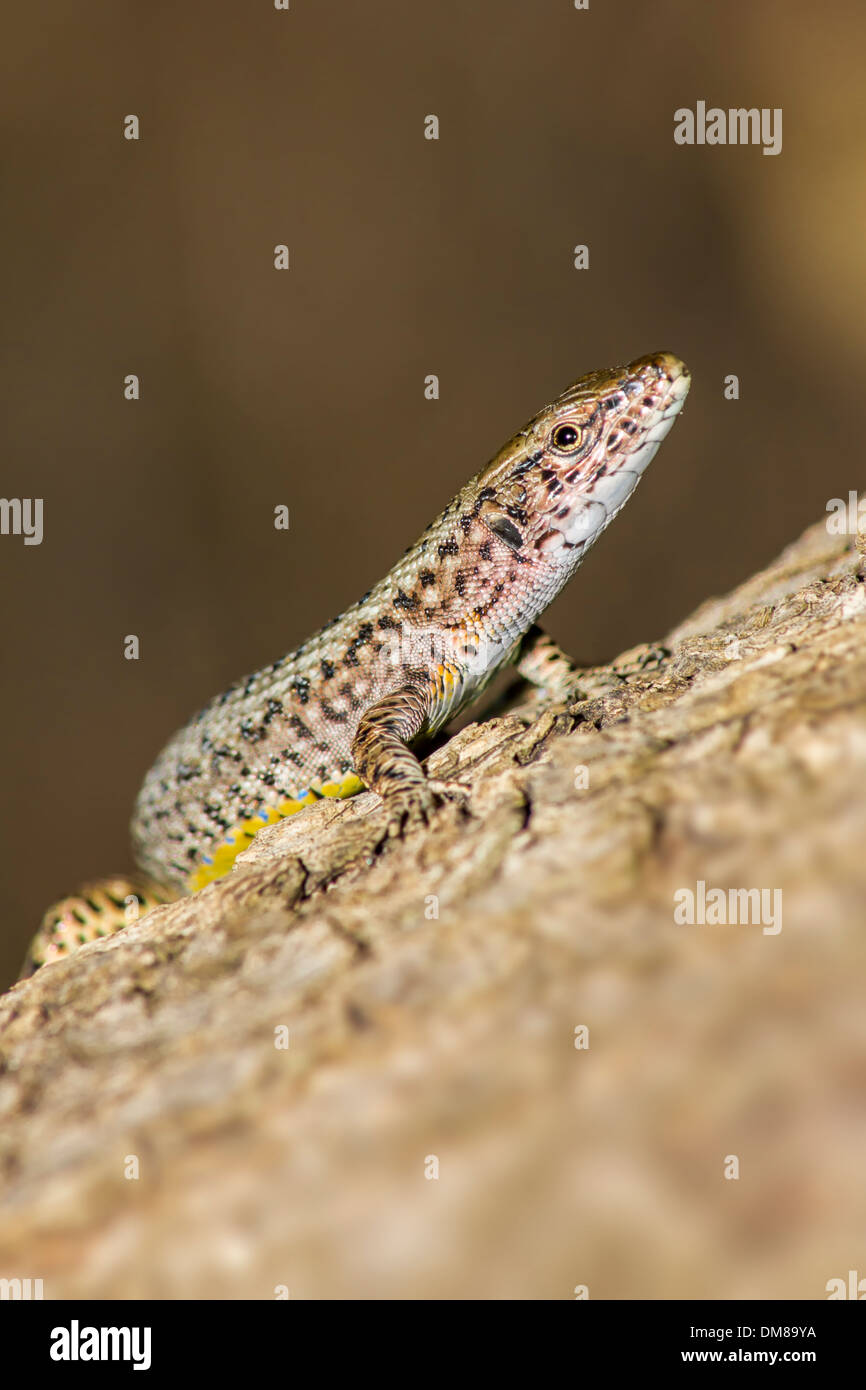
[188,774,364,892]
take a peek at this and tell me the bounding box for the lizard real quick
[20,351,690,976]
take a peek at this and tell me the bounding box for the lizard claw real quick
[612,642,670,677]
[426,775,471,804]
[382,777,469,838]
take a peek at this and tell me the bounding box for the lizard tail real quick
[19,875,177,979]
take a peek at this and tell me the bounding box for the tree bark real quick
[1,516,864,1299]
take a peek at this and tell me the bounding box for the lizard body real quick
[24,351,689,973]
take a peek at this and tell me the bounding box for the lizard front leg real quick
[514,623,669,701]
[351,679,460,831]
[513,624,584,699]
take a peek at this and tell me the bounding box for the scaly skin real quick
[23,351,690,975]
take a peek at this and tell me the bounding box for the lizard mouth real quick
[547,351,690,552]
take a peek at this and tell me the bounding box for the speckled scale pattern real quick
[127,351,690,893]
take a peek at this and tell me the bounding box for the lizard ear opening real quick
[482,511,524,552]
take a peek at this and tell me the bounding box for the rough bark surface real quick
[1,517,865,1299]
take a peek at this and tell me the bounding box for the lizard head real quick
[473,351,690,571]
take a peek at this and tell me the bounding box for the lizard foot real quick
[611,642,671,678]
[382,777,470,839]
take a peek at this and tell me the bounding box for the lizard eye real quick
[551,423,582,453]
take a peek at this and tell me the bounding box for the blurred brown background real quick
[1,0,864,986]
